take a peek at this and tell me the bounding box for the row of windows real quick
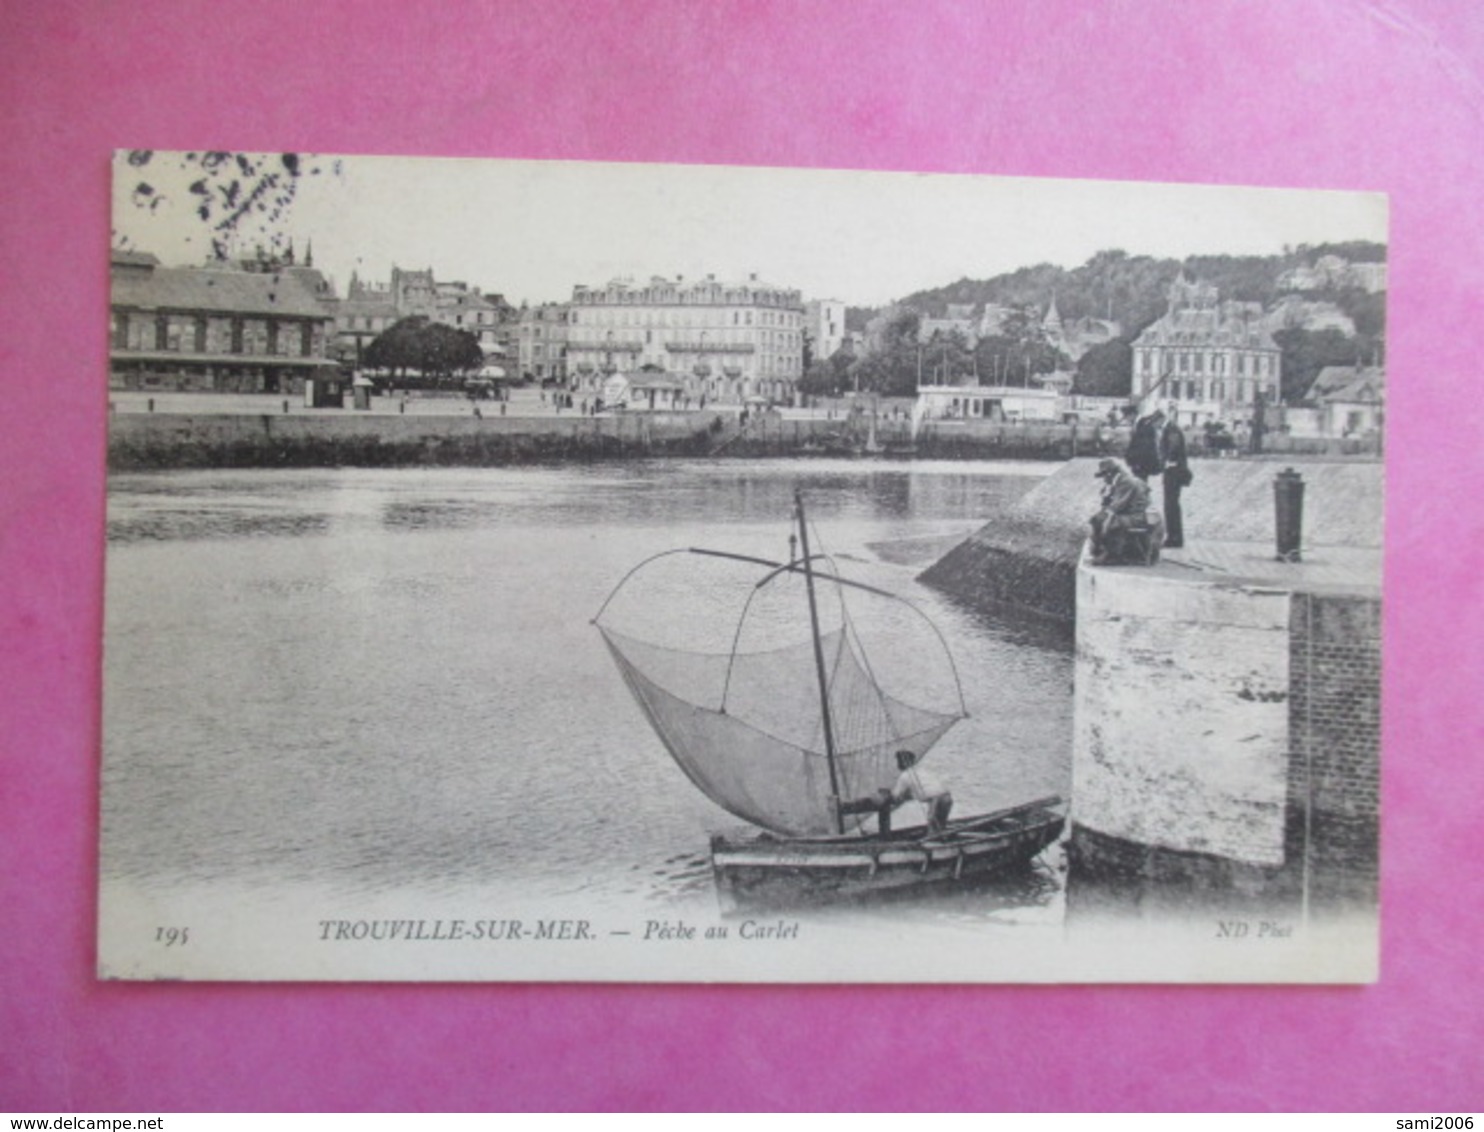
[341,311,493,332]
[573,287,800,308]
[562,349,803,377]
[112,311,323,358]
[1139,348,1277,377]
[570,307,801,331]
[1141,376,1278,404]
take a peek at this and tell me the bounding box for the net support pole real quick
[796,490,845,835]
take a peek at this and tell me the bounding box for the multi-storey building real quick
[919,302,979,347]
[566,274,804,405]
[804,298,848,364]
[1132,275,1282,424]
[1277,255,1387,295]
[514,303,571,383]
[109,249,337,393]
[335,266,509,365]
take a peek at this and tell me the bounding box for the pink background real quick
[3,0,1481,1112]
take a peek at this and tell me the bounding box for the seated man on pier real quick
[1089,457,1161,565]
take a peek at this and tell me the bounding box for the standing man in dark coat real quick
[1126,408,1165,482]
[1250,390,1267,455]
[1161,402,1191,549]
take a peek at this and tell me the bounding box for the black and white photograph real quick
[100,152,1385,981]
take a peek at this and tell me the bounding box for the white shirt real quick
[892,764,947,804]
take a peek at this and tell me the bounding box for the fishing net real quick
[598,585,963,836]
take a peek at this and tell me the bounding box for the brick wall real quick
[1285,592,1381,911]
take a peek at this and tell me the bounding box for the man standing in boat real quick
[888,749,953,834]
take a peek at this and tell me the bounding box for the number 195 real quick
[155,927,189,947]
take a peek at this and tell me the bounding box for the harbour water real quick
[102,459,1074,942]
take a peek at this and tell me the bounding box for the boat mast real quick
[795,490,845,834]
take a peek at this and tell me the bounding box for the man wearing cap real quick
[1089,457,1152,564]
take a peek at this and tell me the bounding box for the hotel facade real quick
[565,274,805,405]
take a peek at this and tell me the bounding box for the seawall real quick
[107,410,726,470]
[916,455,1383,934]
[107,405,1385,471]
[1066,549,1381,930]
[919,457,1384,619]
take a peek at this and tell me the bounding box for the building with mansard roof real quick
[1131,275,1282,426]
[565,273,804,406]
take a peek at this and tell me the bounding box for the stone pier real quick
[1067,538,1381,921]
[920,456,1383,920]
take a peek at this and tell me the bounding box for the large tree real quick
[972,304,1070,385]
[849,311,923,396]
[1274,327,1369,404]
[363,317,484,384]
[917,329,976,386]
[1073,339,1133,397]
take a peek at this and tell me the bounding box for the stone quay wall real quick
[107,406,1382,470]
[1067,572,1381,920]
[919,456,1383,918]
[919,457,1384,620]
[107,411,726,470]
[1071,566,1295,869]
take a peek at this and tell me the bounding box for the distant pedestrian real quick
[1161,404,1191,549]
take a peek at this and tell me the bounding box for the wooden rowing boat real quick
[710,795,1065,912]
[595,490,1064,912]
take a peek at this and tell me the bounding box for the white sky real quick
[112,152,1388,308]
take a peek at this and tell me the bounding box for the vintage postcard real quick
[100,152,1385,981]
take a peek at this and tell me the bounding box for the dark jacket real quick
[1162,421,1191,486]
[1127,415,1164,478]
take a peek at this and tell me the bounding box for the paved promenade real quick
[1154,539,1381,595]
[108,389,880,421]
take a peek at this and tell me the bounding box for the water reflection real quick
[103,461,1072,923]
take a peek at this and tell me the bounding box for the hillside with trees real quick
[840,242,1386,402]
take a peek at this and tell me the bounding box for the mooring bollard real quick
[1274,467,1305,562]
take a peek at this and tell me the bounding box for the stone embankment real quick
[108,403,1384,471]
[919,455,1383,936]
[919,457,1384,619]
[107,411,726,470]
[107,409,1100,469]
